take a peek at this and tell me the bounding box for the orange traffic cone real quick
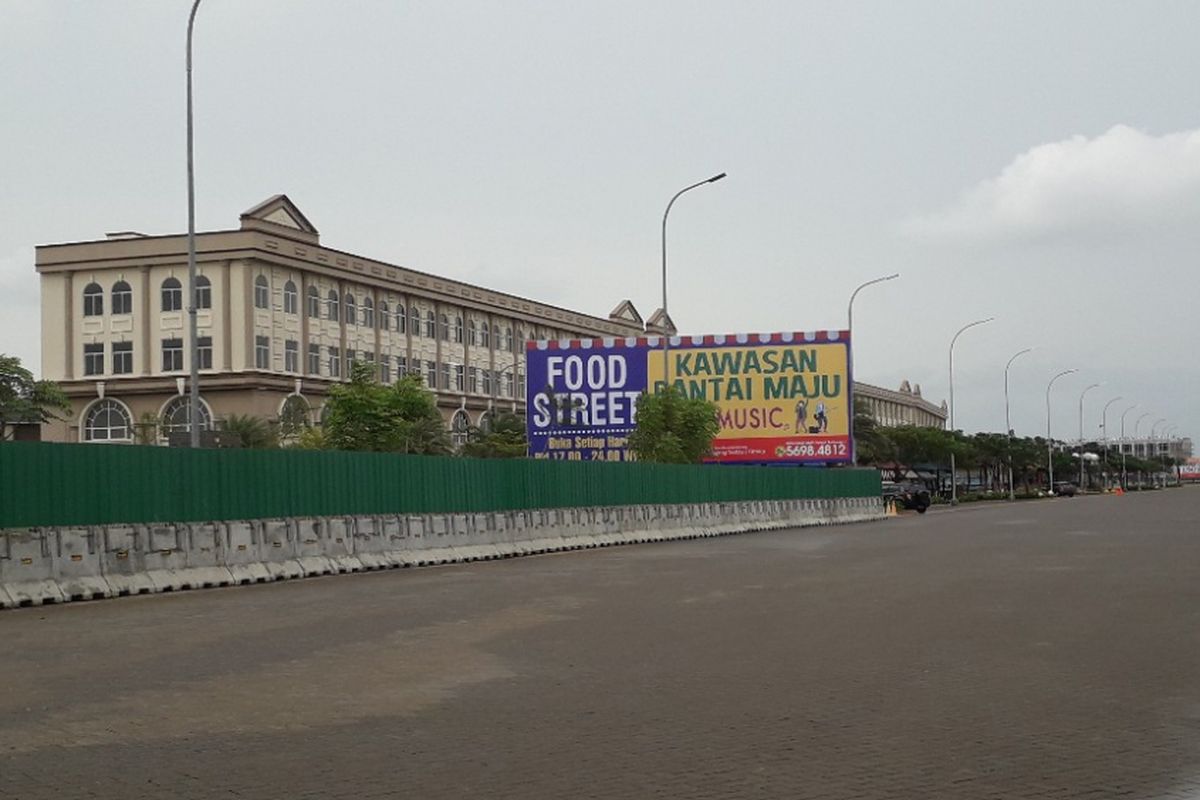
[885,499,898,517]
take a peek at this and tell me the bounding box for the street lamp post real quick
[1003,347,1033,500]
[1132,413,1151,488]
[660,173,726,390]
[186,0,203,447]
[489,362,519,417]
[847,273,899,464]
[1100,396,1122,489]
[1077,383,1101,490]
[948,318,994,504]
[1119,404,1137,489]
[1151,418,1167,486]
[1045,369,1077,494]
[1133,412,1151,448]
[1163,425,1178,484]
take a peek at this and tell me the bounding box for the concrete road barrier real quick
[0,497,884,609]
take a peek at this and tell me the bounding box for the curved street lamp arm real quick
[950,317,995,352]
[1005,347,1033,372]
[848,273,900,330]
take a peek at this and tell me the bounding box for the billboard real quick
[525,331,852,465]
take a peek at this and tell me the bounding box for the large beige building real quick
[37,195,647,444]
[856,379,947,429]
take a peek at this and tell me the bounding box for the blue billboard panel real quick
[525,339,648,461]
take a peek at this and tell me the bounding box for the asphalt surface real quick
[3,488,1200,799]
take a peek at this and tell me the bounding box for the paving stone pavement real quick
[3,488,1200,799]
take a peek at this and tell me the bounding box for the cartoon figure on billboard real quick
[793,399,808,434]
[815,401,828,433]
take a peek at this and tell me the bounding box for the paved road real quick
[3,489,1200,799]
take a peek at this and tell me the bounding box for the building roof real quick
[35,194,645,337]
[239,194,319,236]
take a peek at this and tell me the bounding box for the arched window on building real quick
[161,277,183,312]
[451,409,471,449]
[106,280,131,315]
[254,275,270,309]
[468,319,478,345]
[307,285,321,317]
[345,293,357,325]
[492,324,501,349]
[503,327,513,351]
[478,409,494,434]
[424,310,436,338]
[83,283,104,316]
[438,314,450,341]
[480,322,491,348]
[379,301,389,331]
[82,398,133,442]
[396,303,407,334]
[278,394,312,440]
[159,395,213,438]
[361,296,374,327]
[327,290,340,321]
[195,275,212,309]
[282,280,298,314]
[454,315,464,343]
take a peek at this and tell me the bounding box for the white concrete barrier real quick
[224,521,271,584]
[54,527,111,601]
[1,496,884,609]
[0,529,62,607]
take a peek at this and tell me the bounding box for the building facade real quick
[1103,436,1193,462]
[37,195,647,445]
[855,380,947,429]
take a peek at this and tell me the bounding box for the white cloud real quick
[0,247,40,374]
[903,125,1200,243]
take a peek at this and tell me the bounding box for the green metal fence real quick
[0,441,880,528]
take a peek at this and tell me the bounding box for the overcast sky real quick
[2,1,1197,442]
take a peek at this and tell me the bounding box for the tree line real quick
[853,399,1179,491]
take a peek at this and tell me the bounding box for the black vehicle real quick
[882,480,931,513]
[1052,481,1078,497]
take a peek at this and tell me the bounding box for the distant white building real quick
[1097,436,1193,462]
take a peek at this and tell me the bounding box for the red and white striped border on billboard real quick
[525,331,850,351]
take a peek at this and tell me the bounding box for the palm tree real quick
[220,414,277,448]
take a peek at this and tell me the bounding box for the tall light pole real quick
[1045,369,1077,494]
[1077,383,1101,490]
[847,273,899,464]
[1119,404,1137,489]
[1164,425,1178,484]
[490,362,519,416]
[1151,418,1167,486]
[660,173,726,391]
[1132,413,1151,489]
[1003,347,1033,500]
[186,0,203,447]
[1134,412,1150,439]
[948,317,994,504]
[1101,396,1122,489]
